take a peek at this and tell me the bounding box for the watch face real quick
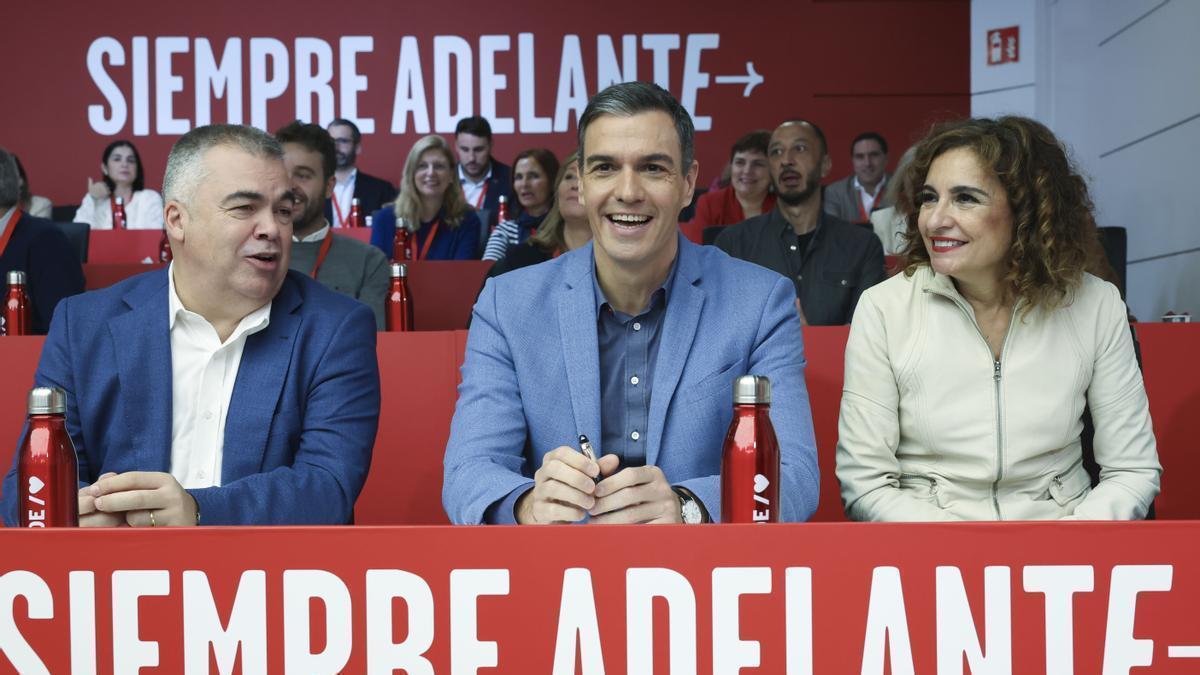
[680,497,703,524]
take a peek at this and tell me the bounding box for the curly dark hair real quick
[897,116,1102,312]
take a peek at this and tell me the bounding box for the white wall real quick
[972,0,1200,320]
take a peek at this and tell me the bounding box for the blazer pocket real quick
[683,359,745,404]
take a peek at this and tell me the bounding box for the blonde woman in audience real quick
[73,140,164,229]
[837,116,1160,522]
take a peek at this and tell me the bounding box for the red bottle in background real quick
[393,225,413,262]
[158,229,172,263]
[3,271,32,337]
[349,198,362,228]
[721,375,780,523]
[18,386,79,528]
[385,262,414,332]
[112,196,127,229]
[494,195,508,234]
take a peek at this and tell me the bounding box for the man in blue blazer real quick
[443,83,819,525]
[2,125,380,527]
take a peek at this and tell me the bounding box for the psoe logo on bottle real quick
[752,473,771,522]
[26,476,47,527]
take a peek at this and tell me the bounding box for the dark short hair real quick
[852,131,889,155]
[328,118,362,145]
[455,116,494,141]
[778,119,828,157]
[730,130,771,161]
[511,148,561,215]
[101,140,146,193]
[275,120,337,182]
[898,116,1099,312]
[578,81,695,169]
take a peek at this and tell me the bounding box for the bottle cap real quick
[499,195,506,203]
[7,270,26,285]
[115,196,125,205]
[352,197,361,205]
[732,375,771,405]
[27,386,66,415]
[390,262,408,278]
[365,215,374,227]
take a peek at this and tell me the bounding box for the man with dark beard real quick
[323,119,397,228]
[715,120,885,325]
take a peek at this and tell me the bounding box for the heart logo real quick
[28,476,45,495]
[753,474,770,494]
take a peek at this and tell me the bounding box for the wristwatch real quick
[673,487,705,524]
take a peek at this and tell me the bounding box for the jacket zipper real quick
[929,287,1017,519]
[1052,454,1086,491]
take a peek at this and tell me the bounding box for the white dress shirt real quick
[293,222,330,243]
[458,164,493,209]
[167,265,272,489]
[73,189,165,230]
[853,175,887,217]
[332,169,357,228]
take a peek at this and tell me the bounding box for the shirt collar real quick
[337,168,358,187]
[458,163,493,186]
[853,174,886,197]
[591,253,680,319]
[168,263,273,340]
[0,205,15,237]
[293,221,330,243]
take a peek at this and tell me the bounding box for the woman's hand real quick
[87,177,110,201]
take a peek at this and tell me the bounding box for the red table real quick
[1,522,1199,672]
[87,230,165,264]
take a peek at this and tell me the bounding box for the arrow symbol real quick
[714,62,764,97]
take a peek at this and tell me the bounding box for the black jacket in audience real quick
[0,211,86,334]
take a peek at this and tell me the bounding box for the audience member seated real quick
[823,131,891,224]
[369,135,481,261]
[455,116,515,232]
[1,124,381,527]
[277,121,390,329]
[482,148,559,261]
[867,145,917,255]
[485,150,590,279]
[73,140,164,230]
[13,155,51,219]
[715,120,886,325]
[836,116,1161,522]
[689,130,776,231]
[324,118,398,228]
[444,82,819,526]
[0,149,85,334]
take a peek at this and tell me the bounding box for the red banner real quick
[2,523,1200,673]
[2,1,969,204]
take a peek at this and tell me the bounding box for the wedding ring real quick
[149,510,157,527]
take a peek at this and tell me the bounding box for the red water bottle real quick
[112,196,127,229]
[18,386,80,527]
[494,195,508,234]
[3,271,32,337]
[158,229,172,263]
[349,197,362,228]
[385,262,414,332]
[393,223,413,261]
[721,375,780,523]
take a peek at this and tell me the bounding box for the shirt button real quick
[796,274,803,281]
[633,322,642,331]
[203,410,214,421]
[630,375,640,385]
[630,431,640,441]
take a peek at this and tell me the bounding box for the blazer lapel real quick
[221,276,303,481]
[646,237,705,466]
[109,271,173,473]
[556,247,602,455]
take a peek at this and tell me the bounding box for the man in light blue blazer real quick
[443,83,819,525]
[2,125,380,527]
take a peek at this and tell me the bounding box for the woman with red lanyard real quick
[481,148,559,261]
[73,140,165,230]
[369,135,481,261]
[483,151,592,281]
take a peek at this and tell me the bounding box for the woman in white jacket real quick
[73,140,164,230]
[836,116,1160,521]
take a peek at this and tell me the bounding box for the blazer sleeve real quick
[73,194,98,226]
[442,278,537,524]
[27,224,85,334]
[674,275,821,523]
[131,191,165,230]
[1072,284,1161,519]
[369,208,397,258]
[356,243,391,330]
[448,212,481,260]
[836,290,960,521]
[187,302,381,525]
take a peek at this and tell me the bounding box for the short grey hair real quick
[163,124,283,206]
[0,149,19,209]
[577,81,695,170]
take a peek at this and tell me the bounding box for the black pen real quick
[578,434,602,484]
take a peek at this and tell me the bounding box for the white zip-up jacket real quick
[836,266,1160,521]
